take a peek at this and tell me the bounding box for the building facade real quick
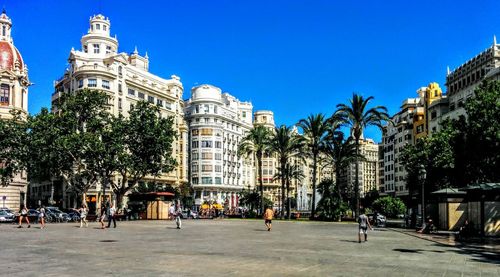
[441,37,500,126]
[32,14,188,210]
[337,138,379,199]
[184,84,253,209]
[0,10,30,210]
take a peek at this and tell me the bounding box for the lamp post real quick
[418,165,427,224]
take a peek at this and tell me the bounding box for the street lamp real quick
[418,165,427,224]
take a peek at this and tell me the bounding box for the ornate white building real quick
[36,14,188,211]
[0,10,30,210]
[184,84,254,209]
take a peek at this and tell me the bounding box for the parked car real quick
[67,210,81,222]
[0,208,15,217]
[46,207,70,222]
[367,213,386,227]
[0,210,15,222]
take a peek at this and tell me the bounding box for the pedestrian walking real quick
[99,204,106,229]
[175,204,182,229]
[358,209,372,243]
[169,203,175,220]
[79,204,88,228]
[107,203,117,228]
[38,206,46,229]
[264,206,274,231]
[18,205,30,228]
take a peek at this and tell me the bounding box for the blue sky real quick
[6,0,500,142]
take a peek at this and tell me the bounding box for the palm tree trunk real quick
[281,166,286,220]
[286,177,291,220]
[311,153,317,219]
[355,139,360,218]
[257,153,264,215]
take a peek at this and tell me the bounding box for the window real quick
[192,153,199,159]
[157,99,163,107]
[118,98,122,110]
[215,141,222,148]
[214,177,221,184]
[118,82,122,92]
[202,153,213,160]
[215,153,222,160]
[192,177,199,184]
[0,84,9,105]
[83,45,88,53]
[128,89,135,96]
[96,24,100,30]
[93,44,100,54]
[242,111,246,118]
[102,80,110,89]
[202,177,212,184]
[192,141,199,148]
[103,25,107,31]
[214,106,218,114]
[201,141,212,148]
[2,26,5,36]
[202,165,213,172]
[148,96,154,103]
[88,79,97,87]
[192,129,199,136]
[138,92,145,99]
[192,164,198,172]
[200,128,213,136]
[118,66,123,77]
[106,45,112,54]
[78,79,83,88]
[204,105,209,113]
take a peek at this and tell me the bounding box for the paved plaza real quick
[0,219,498,276]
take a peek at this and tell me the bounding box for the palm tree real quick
[238,125,272,214]
[269,125,304,219]
[335,94,389,217]
[284,164,305,219]
[322,130,361,204]
[297,113,330,219]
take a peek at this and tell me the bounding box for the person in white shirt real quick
[79,204,88,228]
[107,203,117,228]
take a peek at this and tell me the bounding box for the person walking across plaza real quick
[107,203,117,228]
[18,205,30,228]
[79,204,88,228]
[175,204,182,229]
[99,203,107,229]
[264,206,274,231]
[38,206,46,229]
[358,209,372,243]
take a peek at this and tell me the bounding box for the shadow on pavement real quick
[253,229,268,232]
[339,240,362,244]
[393,248,445,254]
[432,243,500,265]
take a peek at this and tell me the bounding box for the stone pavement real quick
[0,219,499,276]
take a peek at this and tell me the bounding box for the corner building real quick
[0,10,30,210]
[45,15,188,209]
[184,85,254,209]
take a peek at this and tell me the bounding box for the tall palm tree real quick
[238,125,272,214]
[323,130,361,203]
[297,113,330,219]
[335,94,389,217]
[269,125,303,219]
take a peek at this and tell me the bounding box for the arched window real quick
[118,66,122,76]
[0,84,9,105]
[2,25,5,36]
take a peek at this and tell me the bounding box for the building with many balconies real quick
[32,14,188,211]
[184,84,254,209]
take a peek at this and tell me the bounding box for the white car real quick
[0,210,15,222]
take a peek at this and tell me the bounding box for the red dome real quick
[0,41,23,70]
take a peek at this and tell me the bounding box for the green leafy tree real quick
[372,196,406,218]
[269,125,303,219]
[49,89,111,205]
[238,125,272,214]
[461,80,500,183]
[335,94,389,217]
[113,101,177,209]
[297,113,330,219]
[0,110,28,186]
[316,179,347,221]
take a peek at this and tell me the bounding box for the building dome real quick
[0,40,23,70]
